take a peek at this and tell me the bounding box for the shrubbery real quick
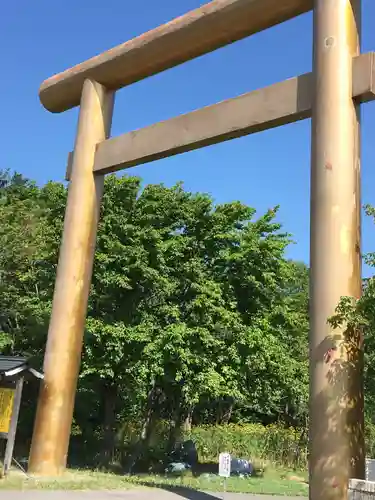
[115,422,307,470]
[116,421,375,471]
[187,424,307,469]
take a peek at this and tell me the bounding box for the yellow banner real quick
[0,388,14,433]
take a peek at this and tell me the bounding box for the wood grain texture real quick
[40,0,313,113]
[65,53,375,180]
[29,80,114,476]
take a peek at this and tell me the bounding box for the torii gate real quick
[27,1,375,498]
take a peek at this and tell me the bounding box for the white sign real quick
[219,452,231,478]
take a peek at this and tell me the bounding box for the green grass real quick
[0,470,133,490]
[0,467,308,496]
[128,468,308,496]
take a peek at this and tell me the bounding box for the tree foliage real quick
[0,171,310,465]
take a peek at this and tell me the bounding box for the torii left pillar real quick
[28,80,114,475]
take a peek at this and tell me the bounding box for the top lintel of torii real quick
[39,0,314,113]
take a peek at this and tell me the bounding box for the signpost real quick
[0,379,24,475]
[0,356,43,475]
[219,452,231,500]
[0,388,15,434]
[219,452,231,478]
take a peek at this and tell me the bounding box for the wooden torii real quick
[28,1,375,498]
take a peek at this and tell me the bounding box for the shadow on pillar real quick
[310,326,365,499]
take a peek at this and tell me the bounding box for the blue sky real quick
[2,0,375,271]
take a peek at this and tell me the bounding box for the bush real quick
[186,424,307,469]
[115,422,308,472]
[186,421,375,470]
[108,421,375,472]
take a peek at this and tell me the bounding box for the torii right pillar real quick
[309,0,365,499]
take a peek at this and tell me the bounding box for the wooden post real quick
[3,378,23,475]
[309,1,364,499]
[28,80,114,476]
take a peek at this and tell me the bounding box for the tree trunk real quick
[216,400,223,425]
[221,401,234,424]
[140,379,157,443]
[128,379,157,473]
[167,407,182,453]
[183,407,194,433]
[100,382,118,467]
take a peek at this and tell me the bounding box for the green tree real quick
[0,171,310,467]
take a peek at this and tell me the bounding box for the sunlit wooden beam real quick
[65,52,375,181]
[40,0,313,113]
